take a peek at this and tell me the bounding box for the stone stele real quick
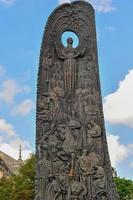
[35,1,119,200]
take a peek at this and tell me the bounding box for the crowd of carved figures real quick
[36,2,119,200]
[36,106,106,199]
[36,38,107,200]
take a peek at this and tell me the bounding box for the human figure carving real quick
[56,38,79,96]
[62,120,82,154]
[88,121,101,138]
[42,50,53,94]
[87,121,102,155]
[92,166,106,200]
[46,174,63,200]
[76,149,95,199]
[38,151,53,200]
[73,88,87,126]
[88,145,101,167]
[56,37,85,115]
[70,176,87,200]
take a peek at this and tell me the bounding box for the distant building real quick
[0,146,23,178]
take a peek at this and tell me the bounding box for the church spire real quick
[18,145,22,161]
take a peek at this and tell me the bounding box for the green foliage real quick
[0,154,35,200]
[0,177,13,200]
[114,177,133,200]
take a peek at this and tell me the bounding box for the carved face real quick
[82,149,88,156]
[67,37,73,46]
[88,123,92,129]
[38,97,50,110]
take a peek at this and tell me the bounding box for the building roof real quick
[0,151,22,175]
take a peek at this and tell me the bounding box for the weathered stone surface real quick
[35,1,119,199]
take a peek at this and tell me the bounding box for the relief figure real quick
[46,175,63,200]
[42,50,53,94]
[38,151,53,200]
[56,38,85,115]
[76,149,94,199]
[62,120,83,154]
[70,175,87,200]
[92,166,106,200]
[87,121,102,155]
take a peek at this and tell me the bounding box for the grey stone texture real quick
[35,1,119,199]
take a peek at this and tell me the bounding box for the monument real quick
[35,1,119,199]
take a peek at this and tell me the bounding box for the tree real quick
[0,154,35,200]
[0,177,13,200]
[114,177,133,200]
[11,154,35,200]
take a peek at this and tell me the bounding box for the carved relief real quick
[87,120,103,155]
[36,1,119,200]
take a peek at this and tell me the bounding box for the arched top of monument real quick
[44,0,95,35]
[49,1,95,18]
[39,0,97,66]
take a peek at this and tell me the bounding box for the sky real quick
[0,0,133,180]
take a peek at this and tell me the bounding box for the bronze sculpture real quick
[36,1,119,199]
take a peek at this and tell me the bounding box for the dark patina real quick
[35,1,119,199]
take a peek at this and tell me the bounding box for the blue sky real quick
[0,0,133,180]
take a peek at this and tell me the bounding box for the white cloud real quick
[129,144,133,149]
[0,118,32,160]
[0,0,15,6]
[89,0,115,12]
[104,69,133,128]
[59,0,70,4]
[0,118,15,136]
[0,79,21,104]
[0,79,31,104]
[0,143,32,160]
[107,134,130,167]
[11,99,35,116]
[0,65,6,77]
[59,0,115,13]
